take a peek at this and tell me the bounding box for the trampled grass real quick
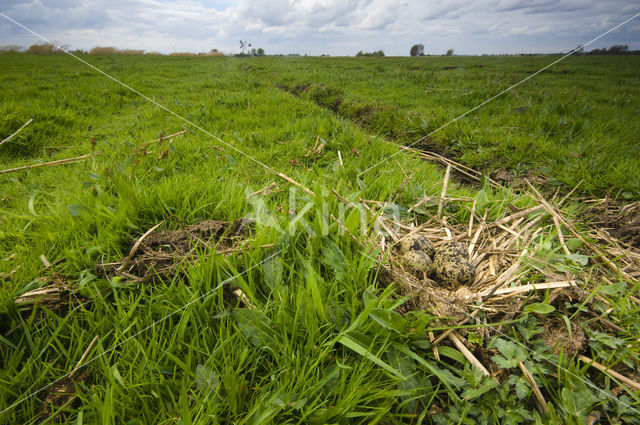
[1,53,639,424]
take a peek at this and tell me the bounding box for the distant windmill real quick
[240,40,251,54]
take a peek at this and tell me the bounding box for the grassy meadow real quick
[1,53,639,424]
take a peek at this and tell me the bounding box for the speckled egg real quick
[399,234,435,258]
[401,250,433,273]
[434,241,469,260]
[432,254,475,287]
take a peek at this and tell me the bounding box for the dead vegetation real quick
[354,176,640,393]
[587,198,640,249]
[12,218,254,325]
[101,219,252,282]
[88,46,119,55]
[26,43,66,55]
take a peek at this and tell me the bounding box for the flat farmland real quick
[1,53,639,424]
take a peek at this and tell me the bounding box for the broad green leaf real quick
[524,303,555,315]
[321,238,347,282]
[475,189,489,209]
[195,364,219,393]
[66,203,88,217]
[111,364,125,387]
[233,308,277,350]
[262,250,283,289]
[438,346,468,365]
[305,264,326,320]
[492,354,518,369]
[566,253,589,266]
[460,378,498,401]
[565,238,583,251]
[337,333,405,379]
[491,338,527,368]
[369,308,406,334]
[394,343,463,400]
[27,193,37,216]
[344,206,363,237]
[598,281,626,296]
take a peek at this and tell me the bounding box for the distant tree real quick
[609,44,629,53]
[257,48,265,56]
[410,44,424,57]
[574,44,585,55]
[356,50,385,57]
[446,48,454,56]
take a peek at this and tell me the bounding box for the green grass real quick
[1,53,639,424]
[268,55,640,198]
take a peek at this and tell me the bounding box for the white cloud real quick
[0,0,638,55]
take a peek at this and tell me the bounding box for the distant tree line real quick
[585,45,640,55]
[355,50,385,57]
[0,42,231,56]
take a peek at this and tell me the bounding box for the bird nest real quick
[362,186,640,377]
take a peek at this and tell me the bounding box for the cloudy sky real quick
[0,0,638,56]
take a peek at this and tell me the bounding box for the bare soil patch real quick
[121,219,250,281]
[589,200,640,249]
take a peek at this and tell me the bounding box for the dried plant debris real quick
[108,219,252,281]
[588,199,640,249]
[369,192,640,393]
[14,274,81,320]
[12,219,253,322]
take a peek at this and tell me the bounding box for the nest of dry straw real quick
[359,180,640,394]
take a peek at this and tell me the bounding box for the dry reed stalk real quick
[0,153,95,174]
[117,222,164,273]
[432,310,480,345]
[437,164,451,218]
[330,189,356,208]
[395,143,501,188]
[491,205,544,228]
[578,355,640,392]
[558,179,583,206]
[277,172,314,196]
[40,255,51,268]
[251,181,278,196]
[480,281,574,297]
[134,130,188,150]
[0,118,33,147]
[518,361,549,414]
[70,335,99,378]
[468,210,488,257]
[428,330,440,360]
[331,214,362,245]
[233,289,255,309]
[552,215,572,256]
[449,332,491,377]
